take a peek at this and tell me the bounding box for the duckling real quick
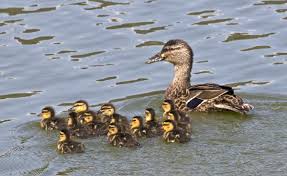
[39,106,65,130]
[146,39,254,114]
[70,100,96,122]
[107,123,140,148]
[99,103,129,133]
[79,111,106,136]
[57,129,85,154]
[66,112,83,137]
[162,120,190,143]
[130,116,146,138]
[144,108,162,137]
[166,111,192,136]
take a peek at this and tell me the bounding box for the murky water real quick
[1,0,287,175]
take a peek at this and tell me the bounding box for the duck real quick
[107,123,140,148]
[70,100,95,122]
[146,39,254,114]
[99,103,129,133]
[39,106,65,130]
[161,119,190,143]
[79,111,106,136]
[143,108,162,137]
[130,116,146,138]
[57,129,85,154]
[165,110,192,136]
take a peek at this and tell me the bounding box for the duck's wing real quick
[186,83,253,113]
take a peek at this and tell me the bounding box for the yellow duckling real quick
[144,108,162,137]
[166,110,192,135]
[57,129,85,154]
[79,111,106,136]
[39,106,65,130]
[70,100,96,122]
[162,120,190,143]
[66,112,83,137]
[130,116,146,138]
[99,103,129,133]
[107,123,140,148]
[161,99,178,121]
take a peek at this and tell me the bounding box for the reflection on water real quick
[1,0,287,175]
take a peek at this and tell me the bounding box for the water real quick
[0,0,287,175]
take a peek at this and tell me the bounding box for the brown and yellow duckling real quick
[130,116,147,138]
[107,123,140,148]
[57,129,85,154]
[70,100,97,122]
[162,120,190,143]
[144,108,162,137]
[39,106,65,130]
[66,112,83,137]
[146,39,254,114]
[79,111,106,137]
[162,99,191,124]
[166,110,192,136]
[99,103,129,133]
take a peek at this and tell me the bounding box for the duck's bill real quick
[145,53,164,64]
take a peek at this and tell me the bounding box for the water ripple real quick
[0,7,56,16]
[223,32,275,42]
[14,36,54,45]
[106,21,154,30]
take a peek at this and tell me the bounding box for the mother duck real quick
[146,39,253,114]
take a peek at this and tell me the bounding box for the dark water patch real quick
[90,63,114,67]
[226,22,239,25]
[0,32,6,35]
[15,36,54,45]
[254,0,287,6]
[0,7,56,16]
[136,41,164,48]
[106,21,154,30]
[71,51,105,59]
[195,60,208,63]
[223,32,274,42]
[0,119,11,124]
[0,91,40,100]
[187,10,216,16]
[97,76,117,82]
[241,45,271,51]
[264,52,287,57]
[273,62,285,65]
[284,16,287,19]
[85,0,130,10]
[56,167,84,176]
[70,2,88,6]
[193,18,233,25]
[276,8,287,13]
[23,28,40,33]
[134,26,166,35]
[22,163,49,176]
[97,14,109,17]
[226,80,270,88]
[116,78,148,85]
[45,53,54,56]
[193,70,213,75]
[57,50,77,54]
[110,90,164,103]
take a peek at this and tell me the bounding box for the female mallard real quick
[57,129,85,154]
[146,39,254,114]
[39,106,65,130]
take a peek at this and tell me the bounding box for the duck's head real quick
[146,39,193,66]
[162,120,176,133]
[162,99,175,113]
[144,108,155,122]
[110,114,120,124]
[80,111,95,125]
[130,116,143,129]
[108,123,119,136]
[67,112,77,127]
[59,129,70,142]
[71,100,89,113]
[99,103,115,117]
[40,106,55,120]
[166,111,179,121]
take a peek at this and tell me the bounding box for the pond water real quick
[0,0,287,175]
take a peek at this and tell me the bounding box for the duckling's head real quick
[162,99,175,113]
[166,111,179,121]
[108,123,120,136]
[144,108,155,122]
[59,129,70,142]
[99,103,115,117]
[146,39,193,66]
[40,106,55,119]
[67,112,77,127]
[80,111,95,125]
[71,100,89,113]
[110,114,120,124]
[130,116,143,129]
[162,120,176,133]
